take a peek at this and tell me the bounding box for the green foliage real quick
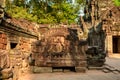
[113,0,120,6]
[51,2,78,24]
[6,5,37,22]
[5,0,84,24]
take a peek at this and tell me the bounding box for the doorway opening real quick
[112,36,120,53]
[52,67,76,72]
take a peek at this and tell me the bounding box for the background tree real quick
[113,0,120,6]
[5,0,85,24]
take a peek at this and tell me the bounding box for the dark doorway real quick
[52,67,76,72]
[113,36,120,53]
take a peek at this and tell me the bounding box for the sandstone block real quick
[79,61,87,67]
[33,66,52,73]
[75,67,86,73]
[1,68,13,79]
[1,34,7,39]
[0,43,3,49]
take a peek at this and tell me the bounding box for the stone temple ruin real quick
[79,0,119,66]
[31,27,87,72]
[0,0,120,80]
[102,7,120,57]
[0,1,39,79]
[29,0,110,72]
[81,0,108,67]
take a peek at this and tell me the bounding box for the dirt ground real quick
[19,70,120,80]
[19,57,120,80]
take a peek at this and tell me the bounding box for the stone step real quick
[33,66,52,73]
[102,64,120,74]
[52,68,63,72]
[88,67,104,70]
[75,67,86,73]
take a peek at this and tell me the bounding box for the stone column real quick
[106,34,113,56]
[117,37,120,53]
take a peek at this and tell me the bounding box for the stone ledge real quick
[88,67,104,70]
[32,66,52,73]
[75,67,87,73]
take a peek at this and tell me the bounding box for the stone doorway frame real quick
[106,34,120,58]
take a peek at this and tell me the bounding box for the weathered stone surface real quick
[1,68,13,79]
[102,7,120,57]
[0,2,38,80]
[0,33,7,50]
[0,45,34,80]
[33,67,52,73]
[0,50,12,80]
[80,0,107,67]
[75,67,86,73]
[82,0,120,59]
[0,50,10,68]
[31,27,87,72]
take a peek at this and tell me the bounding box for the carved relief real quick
[31,27,87,72]
[80,0,107,67]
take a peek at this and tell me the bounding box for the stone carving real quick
[0,49,30,80]
[80,0,107,67]
[0,50,12,80]
[31,27,87,72]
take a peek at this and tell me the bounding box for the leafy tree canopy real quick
[5,0,85,24]
[113,0,120,6]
